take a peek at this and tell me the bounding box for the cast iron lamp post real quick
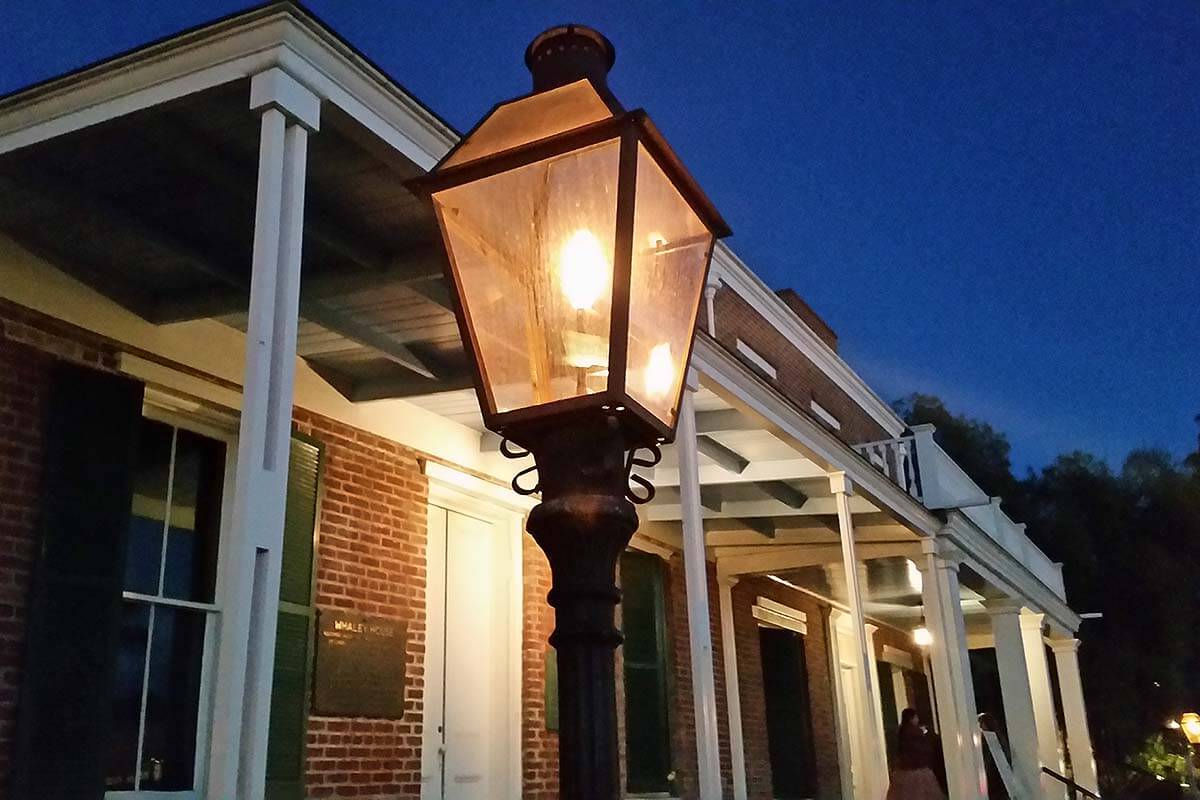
[412,24,729,800]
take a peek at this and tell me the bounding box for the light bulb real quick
[644,342,675,398]
[912,627,933,647]
[560,229,608,311]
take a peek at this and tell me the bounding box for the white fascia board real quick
[709,243,905,437]
[0,5,456,166]
[691,334,939,538]
[938,514,1081,635]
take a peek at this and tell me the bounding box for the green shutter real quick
[619,550,673,795]
[878,660,899,761]
[12,363,144,800]
[544,647,559,731]
[265,436,322,800]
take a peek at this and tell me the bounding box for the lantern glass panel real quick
[624,144,713,427]
[442,80,613,169]
[433,138,621,416]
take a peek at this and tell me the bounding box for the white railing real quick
[852,424,1066,600]
[852,436,922,500]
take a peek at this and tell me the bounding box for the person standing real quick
[887,708,947,800]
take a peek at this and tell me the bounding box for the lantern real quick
[412,25,730,451]
[1182,713,1200,745]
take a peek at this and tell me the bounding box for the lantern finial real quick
[525,24,616,92]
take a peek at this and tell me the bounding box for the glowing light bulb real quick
[912,627,933,647]
[559,229,608,311]
[644,343,675,398]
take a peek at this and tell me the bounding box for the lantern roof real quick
[440,79,618,170]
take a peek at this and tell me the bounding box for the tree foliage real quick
[894,394,1200,785]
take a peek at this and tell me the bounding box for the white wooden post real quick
[718,575,748,800]
[830,472,888,799]
[918,543,986,800]
[1022,611,1067,799]
[987,602,1044,797]
[1049,638,1098,794]
[678,379,722,800]
[207,67,319,800]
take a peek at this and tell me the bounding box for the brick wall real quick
[704,285,890,445]
[0,299,119,791]
[292,408,430,799]
[521,534,558,799]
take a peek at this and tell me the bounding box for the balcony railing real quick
[853,424,1066,599]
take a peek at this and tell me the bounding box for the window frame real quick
[106,407,237,800]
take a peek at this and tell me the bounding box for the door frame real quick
[423,461,530,800]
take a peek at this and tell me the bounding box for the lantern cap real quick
[525,24,616,92]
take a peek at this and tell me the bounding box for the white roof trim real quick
[709,243,905,437]
[0,4,456,166]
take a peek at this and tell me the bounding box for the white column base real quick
[919,545,986,800]
[1022,611,1067,800]
[988,603,1044,797]
[1051,638,1098,794]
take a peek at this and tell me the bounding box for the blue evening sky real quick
[3,1,1197,472]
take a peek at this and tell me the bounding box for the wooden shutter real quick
[265,436,322,800]
[619,550,673,795]
[12,363,144,800]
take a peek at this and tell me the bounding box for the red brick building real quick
[0,5,1097,800]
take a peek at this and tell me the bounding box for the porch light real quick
[413,25,729,449]
[412,24,729,800]
[1182,713,1200,745]
[913,626,934,647]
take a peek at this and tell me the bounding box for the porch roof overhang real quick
[0,2,472,403]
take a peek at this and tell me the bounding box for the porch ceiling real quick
[0,78,469,401]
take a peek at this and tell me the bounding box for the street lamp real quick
[412,24,729,800]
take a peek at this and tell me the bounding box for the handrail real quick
[1041,766,1100,799]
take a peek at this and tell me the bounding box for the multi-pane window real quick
[620,550,673,795]
[106,418,226,795]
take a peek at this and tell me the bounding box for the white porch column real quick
[1022,611,1067,799]
[830,472,888,799]
[987,602,1043,797]
[718,575,748,800]
[677,381,722,800]
[918,543,986,800]
[208,67,319,800]
[1050,638,1098,794]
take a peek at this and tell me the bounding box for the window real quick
[620,550,673,795]
[810,398,841,431]
[106,418,227,796]
[735,338,778,379]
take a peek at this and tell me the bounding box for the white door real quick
[832,613,868,799]
[421,505,515,800]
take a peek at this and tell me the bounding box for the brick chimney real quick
[775,289,839,352]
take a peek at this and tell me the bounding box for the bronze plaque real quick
[313,610,407,718]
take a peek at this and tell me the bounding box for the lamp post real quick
[411,25,729,800]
